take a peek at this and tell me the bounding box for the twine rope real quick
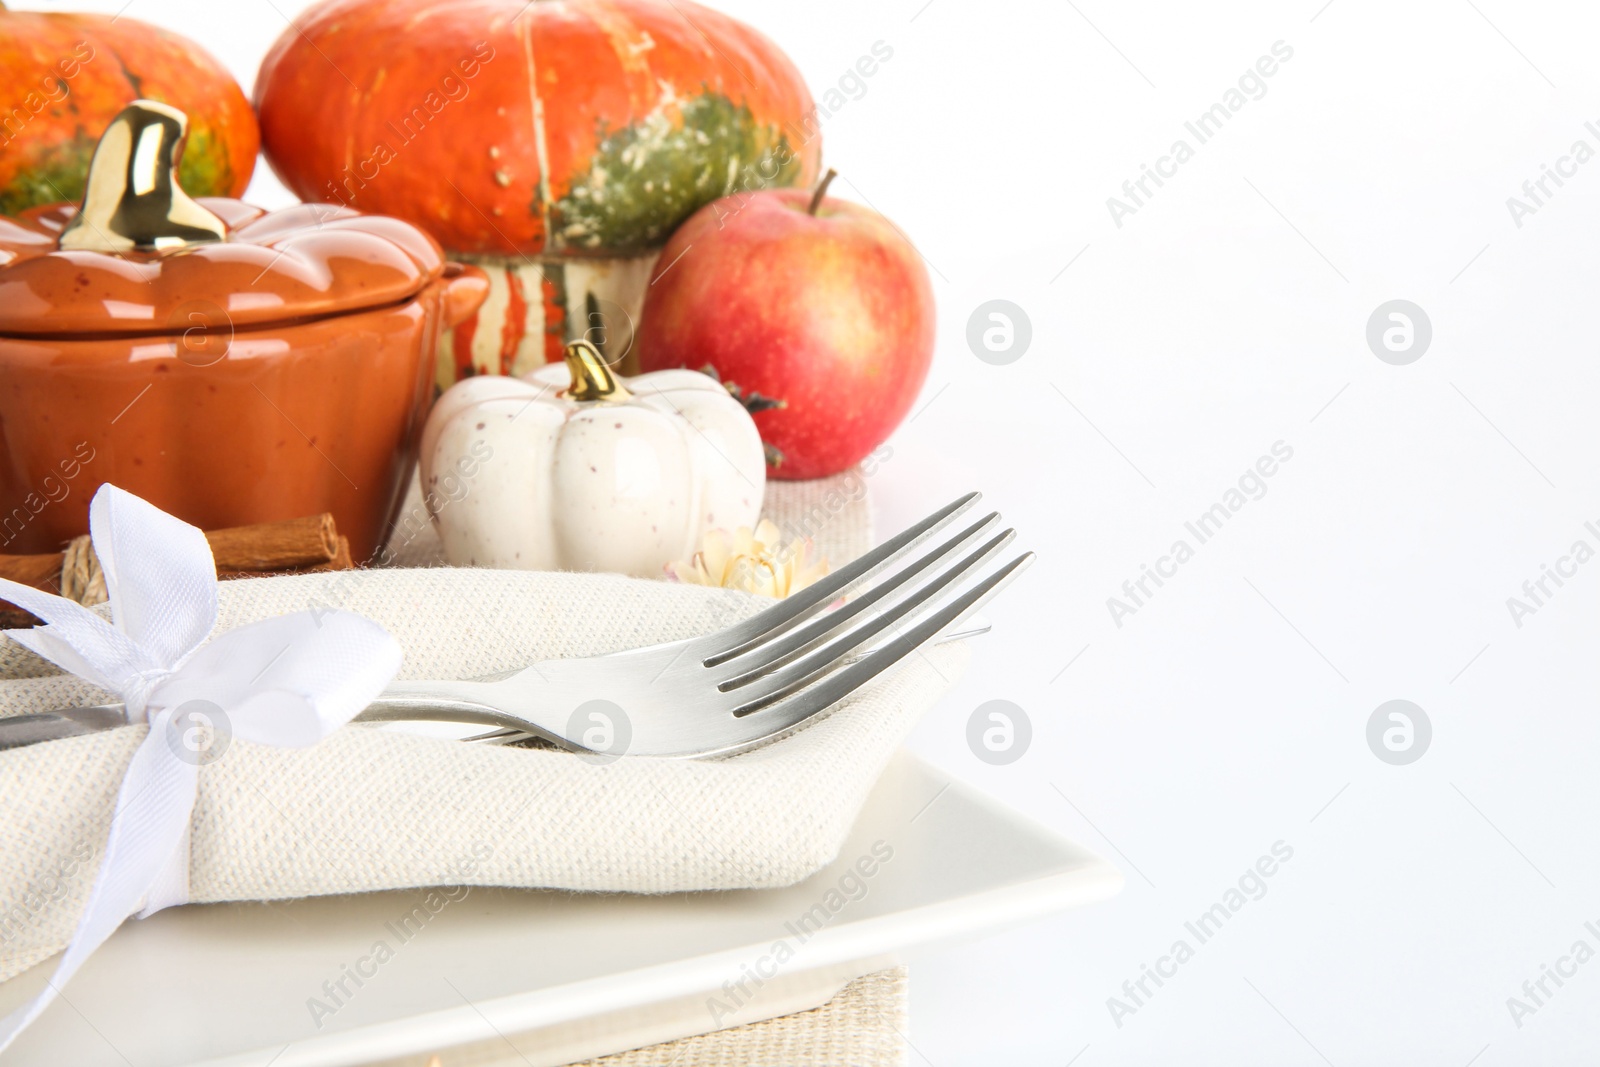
[60,535,108,607]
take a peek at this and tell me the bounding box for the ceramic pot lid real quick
[0,100,447,336]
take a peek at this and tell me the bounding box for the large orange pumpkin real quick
[0,2,257,216]
[255,0,821,383]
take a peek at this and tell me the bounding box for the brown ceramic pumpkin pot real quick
[0,101,489,560]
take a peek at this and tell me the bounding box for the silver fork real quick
[0,494,1031,759]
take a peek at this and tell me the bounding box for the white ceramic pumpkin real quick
[420,340,765,577]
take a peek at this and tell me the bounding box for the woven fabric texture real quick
[0,478,964,1001]
[566,968,908,1067]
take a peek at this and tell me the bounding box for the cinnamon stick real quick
[0,513,342,592]
[0,606,40,629]
[204,514,341,572]
[0,552,71,623]
[0,514,354,628]
[215,535,352,580]
[0,552,67,596]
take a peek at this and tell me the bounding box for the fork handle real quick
[353,681,572,748]
[0,705,128,750]
[0,620,997,752]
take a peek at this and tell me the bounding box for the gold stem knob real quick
[58,99,227,254]
[564,339,631,402]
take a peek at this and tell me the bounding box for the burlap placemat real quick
[565,968,908,1067]
[385,468,874,573]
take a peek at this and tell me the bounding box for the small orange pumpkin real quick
[0,1,257,216]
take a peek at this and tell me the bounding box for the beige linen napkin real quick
[0,472,964,1006]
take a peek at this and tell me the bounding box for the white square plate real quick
[1,752,1121,1066]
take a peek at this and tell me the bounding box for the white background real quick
[32,0,1600,1062]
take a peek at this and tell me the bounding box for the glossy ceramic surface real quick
[0,198,489,560]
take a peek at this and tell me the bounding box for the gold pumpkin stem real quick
[564,339,631,402]
[58,99,227,254]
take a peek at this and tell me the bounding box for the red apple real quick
[636,173,935,480]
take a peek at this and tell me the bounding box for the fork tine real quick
[721,528,1018,712]
[719,553,1036,749]
[463,726,527,744]
[713,511,1002,676]
[700,492,981,667]
[464,614,1002,749]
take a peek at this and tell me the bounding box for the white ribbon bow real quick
[0,485,402,1052]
